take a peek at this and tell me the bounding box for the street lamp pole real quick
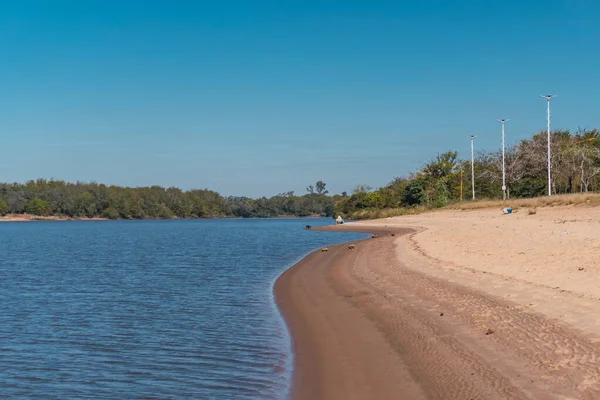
[470,135,477,200]
[540,94,556,196]
[496,119,509,200]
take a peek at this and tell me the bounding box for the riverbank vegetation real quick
[336,128,600,219]
[0,180,335,219]
[3,129,600,221]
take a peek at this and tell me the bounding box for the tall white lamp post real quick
[496,118,509,200]
[540,94,556,196]
[470,135,477,200]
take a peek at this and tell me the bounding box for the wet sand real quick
[275,220,600,399]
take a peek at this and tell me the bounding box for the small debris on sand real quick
[485,328,495,335]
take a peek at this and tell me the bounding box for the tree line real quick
[0,180,335,219]
[5,128,599,220]
[336,128,600,218]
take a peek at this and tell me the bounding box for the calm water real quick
[0,218,367,399]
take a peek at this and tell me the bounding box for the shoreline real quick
[0,215,108,222]
[272,226,381,400]
[0,214,329,222]
[275,220,600,399]
[274,225,426,399]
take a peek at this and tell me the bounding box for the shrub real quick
[0,198,8,215]
[24,198,50,216]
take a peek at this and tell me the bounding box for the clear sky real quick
[1,0,599,197]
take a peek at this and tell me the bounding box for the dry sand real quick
[0,214,107,222]
[354,205,600,336]
[275,205,600,399]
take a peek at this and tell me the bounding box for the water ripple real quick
[0,219,368,399]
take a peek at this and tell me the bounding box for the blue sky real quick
[1,0,599,197]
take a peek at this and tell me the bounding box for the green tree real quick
[323,201,335,217]
[315,180,328,195]
[25,198,50,215]
[0,198,8,215]
[104,207,120,219]
[433,177,450,207]
[422,151,459,179]
[352,184,372,194]
[403,179,427,206]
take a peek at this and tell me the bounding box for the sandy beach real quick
[0,214,107,222]
[275,205,600,399]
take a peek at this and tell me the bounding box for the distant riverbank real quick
[0,214,107,222]
[0,213,329,222]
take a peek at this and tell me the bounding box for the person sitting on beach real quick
[335,215,344,225]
